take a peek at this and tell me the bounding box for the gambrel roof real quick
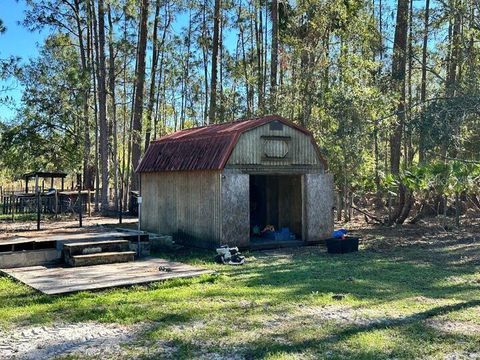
[136,115,326,172]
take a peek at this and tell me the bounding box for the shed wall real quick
[140,171,222,248]
[227,122,323,171]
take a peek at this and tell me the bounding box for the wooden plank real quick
[1,258,213,295]
[0,237,34,246]
[70,251,135,267]
[63,239,129,248]
[0,231,142,247]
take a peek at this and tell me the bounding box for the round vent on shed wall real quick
[263,138,289,158]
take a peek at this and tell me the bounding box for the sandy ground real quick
[0,216,138,243]
[1,306,479,359]
[0,322,143,359]
[0,322,180,360]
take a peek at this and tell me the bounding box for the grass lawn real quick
[0,219,479,359]
[0,213,38,222]
[0,213,80,222]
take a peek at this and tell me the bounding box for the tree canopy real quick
[0,0,479,221]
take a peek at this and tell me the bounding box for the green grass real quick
[1,224,479,359]
[0,213,38,221]
[0,213,78,222]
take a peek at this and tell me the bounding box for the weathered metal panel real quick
[136,135,236,172]
[304,173,334,242]
[136,115,327,173]
[221,170,250,248]
[140,171,222,248]
[225,165,320,175]
[227,122,324,170]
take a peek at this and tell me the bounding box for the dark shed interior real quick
[249,175,303,242]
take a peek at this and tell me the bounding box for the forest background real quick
[0,0,479,224]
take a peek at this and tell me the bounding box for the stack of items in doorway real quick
[252,225,296,241]
[215,245,245,265]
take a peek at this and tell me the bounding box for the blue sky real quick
[0,0,241,123]
[1,0,48,122]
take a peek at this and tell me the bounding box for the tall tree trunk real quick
[89,0,100,212]
[263,2,268,102]
[374,0,383,205]
[107,5,119,211]
[444,0,461,157]
[180,9,192,128]
[374,123,381,204]
[270,0,278,111]
[201,1,209,124]
[389,0,409,224]
[390,0,409,176]
[218,10,224,121]
[131,0,150,191]
[73,0,91,191]
[446,0,461,98]
[144,0,161,149]
[208,0,221,124]
[396,189,414,224]
[238,2,252,116]
[154,18,169,136]
[419,0,430,164]
[121,12,129,211]
[255,1,264,113]
[379,0,383,61]
[153,2,171,137]
[96,0,109,212]
[405,0,414,168]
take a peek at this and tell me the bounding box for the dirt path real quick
[0,216,137,243]
[0,322,151,359]
[1,311,478,360]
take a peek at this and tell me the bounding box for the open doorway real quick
[249,175,303,244]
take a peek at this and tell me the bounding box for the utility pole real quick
[78,174,83,227]
[36,174,40,231]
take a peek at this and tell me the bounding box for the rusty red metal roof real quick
[136,115,325,172]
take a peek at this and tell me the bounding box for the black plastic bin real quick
[325,237,359,254]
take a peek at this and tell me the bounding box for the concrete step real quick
[52,232,144,251]
[63,240,130,257]
[69,251,136,267]
[114,228,150,242]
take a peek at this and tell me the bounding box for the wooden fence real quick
[1,191,90,216]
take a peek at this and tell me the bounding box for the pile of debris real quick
[214,245,245,265]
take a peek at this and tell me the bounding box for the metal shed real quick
[136,115,334,249]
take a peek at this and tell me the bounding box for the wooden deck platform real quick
[1,257,213,295]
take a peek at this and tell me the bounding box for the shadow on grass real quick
[222,249,480,304]
[331,298,480,339]
[176,299,480,359]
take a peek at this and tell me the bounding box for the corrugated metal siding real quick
[226,123,323,169]
[137,135,235,172]
[140,171,222,248]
